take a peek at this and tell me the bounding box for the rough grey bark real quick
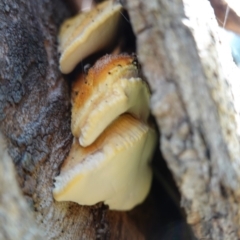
[0,0,190,239]
[0,0,152,239]
[125,0,240,239]
[0,132,43,239]
[2,0,239,239]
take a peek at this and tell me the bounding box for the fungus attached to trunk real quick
[58,1,122,74]
[53,114,156,211]
[71,54,150,147]
[54,0,157,211]
[53,53,157,210]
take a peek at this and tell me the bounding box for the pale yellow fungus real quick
[53,114,156,211]
[58,1,122,74]
[55,6,157,210]
[71,54,150,147]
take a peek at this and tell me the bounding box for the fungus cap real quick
[71,54,150,147]
[59,1,122,74]
[53,114,156,210]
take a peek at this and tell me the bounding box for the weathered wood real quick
[1,0,194,238]
[3,0,239,239]
[0,0,153,239]
[125,0,240,239]
[0,132,43,240]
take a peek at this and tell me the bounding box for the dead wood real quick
[0,0,150,239]
[0,0,190,239]
[124,0,240,239]
[1,0,240,239]
[0,132,43,240]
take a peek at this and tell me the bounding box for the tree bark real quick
[1,0,240,239]
[0,0,192,239]
[125,0,240,239]
[0,0,151,239]
[0,132,43,240]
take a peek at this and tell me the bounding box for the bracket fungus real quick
[71,54,150,147]
[53,1,157,211]
[58,0,122,74]
[53,54,157,210]
[53,114,156,211]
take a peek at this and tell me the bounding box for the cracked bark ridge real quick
[0,132,43,239]
[0,0,150,239]
[125,0,240,239]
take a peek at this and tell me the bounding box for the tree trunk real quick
[125,0,240,239]
[0,133,42,239]
[0,0,152,239]
[1,0,239,239]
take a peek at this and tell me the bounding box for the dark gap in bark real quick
[151,129,196,239]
